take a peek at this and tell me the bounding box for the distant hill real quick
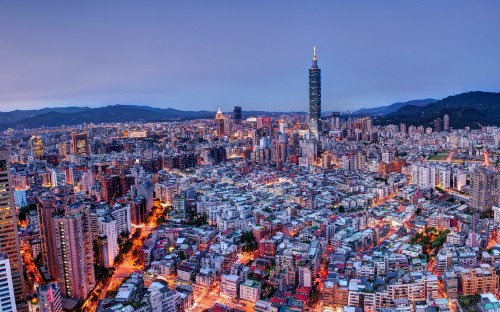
[0,106,90,124]
[353,99,436,116]
[374,91,500,128]
[0,105,304,130]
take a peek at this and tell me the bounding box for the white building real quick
[239,279,262,302]
[98,217,119,267]
[110,204,132,236]
[411,164,436,189]
[221,274,240,298]
[298,266,312,288]
[0,254,17,312]
[147,281,178,312]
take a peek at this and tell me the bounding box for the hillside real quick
[0,105,305,130]
[374,91,500,129]
[353,99,436,116]
[0,106,90,124]
[0,105,215,129]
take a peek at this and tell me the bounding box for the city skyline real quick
[3,3,500,311]
[0,1,499,112]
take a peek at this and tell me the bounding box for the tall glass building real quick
[309,46,321,134]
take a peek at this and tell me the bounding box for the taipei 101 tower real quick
[308,46,321,134]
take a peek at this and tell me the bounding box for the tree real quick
[18,204,37,222]
[132,228,142,240]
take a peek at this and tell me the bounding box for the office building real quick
[233,106,242,124]
[29,135,43,159]
[71,132,90,157]
[215,108,225,136]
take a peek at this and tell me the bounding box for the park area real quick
[427,151,449,161]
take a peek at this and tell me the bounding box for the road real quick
[21,248,44,296]
[193,286,254,312]
[82,223,155,312]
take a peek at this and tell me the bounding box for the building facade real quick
[52,203,96,300]
[0,149,26,310]
[37,283,62,312]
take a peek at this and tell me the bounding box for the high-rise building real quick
[443,114,450,131]
[0,149,26,309]
[29,135,44,159]
[98,216,119,267]
[215,108,225,136]
[71,132,90,157]
[37,187,77,280]
[97,234,109,268]
[331,112,341,130]
[102,175,123,202]
[309,46,321,134]
[37,283,62,312]
[470,168,497,212]
[233,106,242,124]
[173,191,187,218]
[400,123,407,135]
[433,118,443,132]
[0,254,17,312]
[52,203,95,300]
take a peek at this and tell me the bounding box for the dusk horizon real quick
[1,1,499,112]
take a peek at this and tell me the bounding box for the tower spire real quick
[312,46,318,67]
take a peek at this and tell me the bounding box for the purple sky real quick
[0,1,499,112]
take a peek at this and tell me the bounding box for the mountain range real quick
[373,91,500,129]
[0,105,303,130]
[352,99,437,116]
[1,91,499,130]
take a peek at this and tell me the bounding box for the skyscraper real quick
[37,186,77,280]
[215,108,225,136]
[0,149,26,310]
[433,117,443,132]
[470,168,497,212]
[443,114,450,131]
[309,46,321,134]
[71,132,90,157]
[52,203,95,299]
[29,135,44,159]
[233,106,242,124]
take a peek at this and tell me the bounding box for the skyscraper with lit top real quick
[309,46,321,134]
[215,108,225,136]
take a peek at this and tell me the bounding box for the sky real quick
[0,1,499,112]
